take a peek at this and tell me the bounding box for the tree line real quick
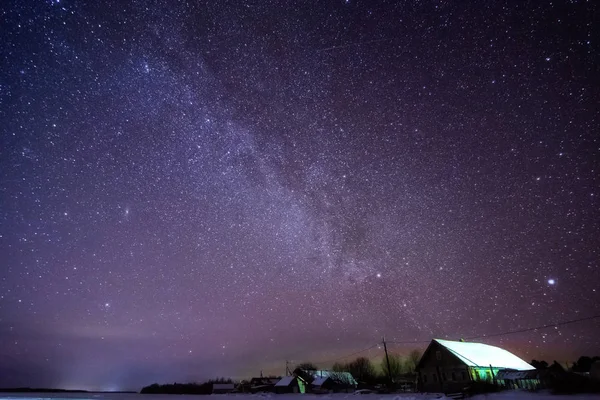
[298,349,422,387]
[140,378,233,394]
[531,355,600,373]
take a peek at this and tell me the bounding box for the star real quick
[1,0,597,390]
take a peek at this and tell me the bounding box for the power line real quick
[282,313,600,371]
[387,313,600,345]
[310,343,380,366]
[464,313,600,340]
[388,339,430,345]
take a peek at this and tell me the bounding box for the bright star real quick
[548,279,556,285]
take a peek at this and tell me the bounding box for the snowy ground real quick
[1,392,599,400]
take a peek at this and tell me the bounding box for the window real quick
[436,351,442,360]
[461,371,467,381]
[422,374,428,383]
[451,372,456,381]
[433,373,438,382]
[442,372,447,381]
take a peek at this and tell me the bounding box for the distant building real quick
[417,339,538,393]
[290,369,357,393]
[591,361,600,381]
[249,376,280,393]
[212,383,235,394]
[274,376,301,394]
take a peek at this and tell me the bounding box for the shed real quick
[274,376,300,394]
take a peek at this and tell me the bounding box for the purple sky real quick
[1,0,599,391]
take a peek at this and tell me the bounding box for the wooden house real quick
[290,369,357,393]
[274,376,301,394]
[416,339,536,393]
[249,377,280,393]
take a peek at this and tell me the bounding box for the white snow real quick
[434,339,535,371]
[275,376,295,387]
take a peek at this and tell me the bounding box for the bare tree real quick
[381,353,404,381]
[346,357,377,384]
[332,362,346,372]
[294,362,318,386]
[406,349,422,373]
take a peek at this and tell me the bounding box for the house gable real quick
[418,339,468,370]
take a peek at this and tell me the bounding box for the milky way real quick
[1,0,599,391]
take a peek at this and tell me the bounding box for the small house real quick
[249,377,280,393]
[291,369,357,393]
[274,376,301,394]
[417,339,537,393]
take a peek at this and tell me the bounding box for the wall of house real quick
[418,341,472,393]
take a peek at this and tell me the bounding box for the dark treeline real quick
[532,355,600,372]
[531,356,600,394]
[140,378,233,394]
[331,350,421,387]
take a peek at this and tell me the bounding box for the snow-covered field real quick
[1,392,599,400]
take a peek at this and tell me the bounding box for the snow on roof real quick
[312,376,328,386]
[275,376,295,386]
[314,370,357,385]
[434,339,535,371]
[296,369,357,386]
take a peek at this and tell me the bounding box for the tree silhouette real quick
[294,362,318,387]
[381,354,404,382]
[407,349,422,372]
[345,357,377,384]
[332,362,346,372]
[531,359,549,369]
[572,356,600,373]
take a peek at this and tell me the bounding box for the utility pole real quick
[286,360,290,376]
[383,337,393,388]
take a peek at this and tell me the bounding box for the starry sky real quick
[1,0,599,392]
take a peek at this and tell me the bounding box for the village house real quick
[417,339,538,393]
[277,369,357,394]
[248,376,281,393]
[274,376,301,394]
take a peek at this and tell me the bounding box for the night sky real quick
[1,0,599,391]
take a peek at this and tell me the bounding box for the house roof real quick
[309,370,357,385]
[433,339,534,371]
[275,376,295,387]
[312,376,328,386]
[250,377,280,385]
[294,369,357,386]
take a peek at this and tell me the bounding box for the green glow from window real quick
[298,380,306,394]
